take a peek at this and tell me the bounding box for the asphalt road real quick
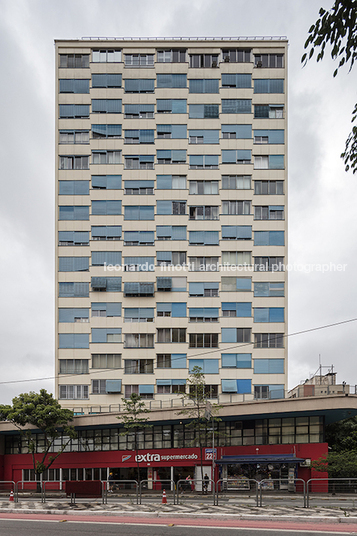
[0,518,357,536]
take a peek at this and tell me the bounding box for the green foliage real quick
[0,389,76,476]
[325,415,357,452]
[302,1,357,173]
[312,450,357,477]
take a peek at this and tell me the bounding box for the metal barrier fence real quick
[0,481,16,502]
[139,479,175,504]
[258,478,306,508]
[215,478,259,506]
[177,479,215,505]
[103,479,138,504]
[307,478,357,508]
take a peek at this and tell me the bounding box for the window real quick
[254,282,284,297]
[221,74,251,88]
[189,54,218,68]
[254,333,284,348]
[92,354,121,369]
[189,282,219,297]
[189,307,219,323]
[254,79,284,93]
[254,130,284,144]
[254,155,284,169]
[59,308,89,323]
[124,307,154,322]
[59,54,89,68]
[222,99,251,114]
[92,200,121,215]
[222,354,251,369]
[222,225,252,240]
[124,205,155,220]
[156,226,186,241]
[189,104,219,118]
[92,74,122,88]
[222,175,251,190]
[221,125,251,139]
[189,155,219,169]
[125,360,154,373]
[125,79,155,93]
[189,79,219,93]
[92,328,122,344]
[59,104,89,118]
[156,175,186,189]
[254,231,285,246]
[59,156,89,170]
[189,358,219,371]
[254,54,284,68]
[91,303,121,317]
[157,49,186,63]
[91,277,122,292]
[189,335,219,349]
[189,130,219,144]
[59,257,89,272]
[92,49,121,62]
[92,99,122,114]
[124,334,154,348]
[189,231,219,245]
[59,181,89,195]
[92,175,121,190]
[157,303,186,317]
[190,385,218,398]
[157,252,186,266]
[59,206,89,220]
[124,54,154,66]
[221,328,251,343]
[221,379,251,394]
[157,328,186,343]
[126,385,154,399]
[59,79,89,93]
[91,252,121,266]
[124,180,154,195]
[157,200,186,215]
[157,150,186,164]
[92,125,122,139]
[255,180,284,195]
[254,385,284,400]
[222,201,251,215]
[157,74,187,88]
[254,359,284,374]
[124,104,154,118]
[124,231,154,245]
[123,282,155,296]
[254,257,285,271]
[189,206,219,220]
[254,307,284,323]
[59,360,89,374]
[156,277,186,292]
[59,385,88,400]
[59,334,89,349]
[92,150,121,164]
[189,180,218,195]
[189,257,219,271]
[59,130,89,144]
[125,385,139,398]
[124,130,155,144]
[92,379,122,394]
[157,99,187,114]
[222,302,251,317]
[124,256,154,271]
[59,282,89,297]
[254,104,284,119]
[124,155,154,169]
[157,380,186,394]
[157,353,187,368]
[222,150,252,164]
[254,206,284,220]
[157,124,187,139]
[222,48,251,63]
[221,277,251,292]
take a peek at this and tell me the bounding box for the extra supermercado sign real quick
[120,449,200,465]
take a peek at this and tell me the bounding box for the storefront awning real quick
[215,455,306,465]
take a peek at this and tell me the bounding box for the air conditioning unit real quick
[300,459,311,467]
[256,61,263,68]
[212,61,217,68]
[224,56,230,63]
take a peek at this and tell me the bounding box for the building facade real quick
[55,37,288,409]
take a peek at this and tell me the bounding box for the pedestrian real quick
[108,472,114,493]
[185,474,192,492]
[203,473,209,494]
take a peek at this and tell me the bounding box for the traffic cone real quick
[162,489,167,504]
[9,491,14,502]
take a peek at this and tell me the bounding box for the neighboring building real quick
[55,37,288,409]
[288,368,350,398]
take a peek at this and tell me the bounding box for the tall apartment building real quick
[55,38,288,409]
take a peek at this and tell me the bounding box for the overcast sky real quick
[0,0,356,404]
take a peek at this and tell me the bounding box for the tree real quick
[324,415,357,452]
[117,393,151,483]
[301,0,357,173]
[177,366,221,487]
[312,450,357,477]
[0,389,76,485]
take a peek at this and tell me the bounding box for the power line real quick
[0,316,356,386]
